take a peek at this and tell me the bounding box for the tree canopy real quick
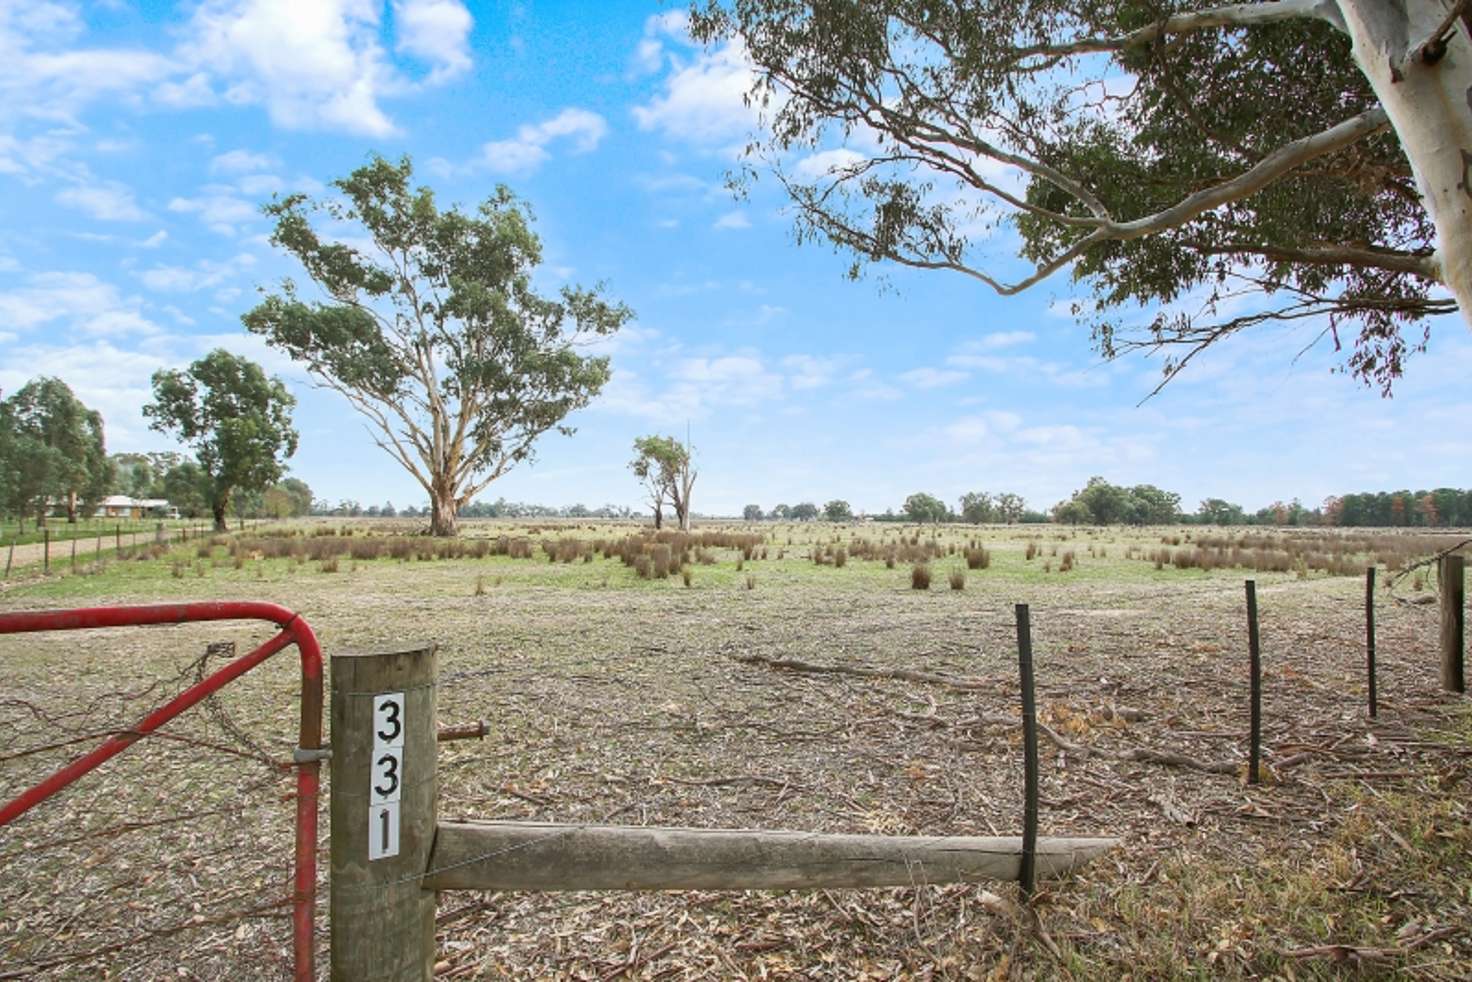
[691,1,1466,393]
[904,492,949,523]
[245,155,632,536]
[0,378,112,524]
[145,349,298,531]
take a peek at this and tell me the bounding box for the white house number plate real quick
[368,692,404,861]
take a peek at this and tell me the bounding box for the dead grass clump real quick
[833,547,847,568]
[319,557,340,573]
[965,547,990,570]
[744,573,756,590]
[474,574,486,596]
[911,564,931,590]
[681,566,693,587]
[1025,542,1037,561]
[948,569,965,590]
[1060,550,1075,572]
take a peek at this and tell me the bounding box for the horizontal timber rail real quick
[424,821,1118,892]
[0,601,324,982]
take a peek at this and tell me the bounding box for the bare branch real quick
[1178,241,1440,278]
[1105,107,1390,240]
[1010,0,1333,64]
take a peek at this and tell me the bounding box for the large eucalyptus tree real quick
[692,1,1468,391]
[245,156,632,536]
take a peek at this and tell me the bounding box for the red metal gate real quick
[0,602,324,981]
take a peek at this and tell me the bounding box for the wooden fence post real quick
[1440,554,1465,694]
[1365,567,1377,718]
[330,643,438,981]
[1015,603,1039,900]
[1245,580,1262,785]
[42,528,49,574]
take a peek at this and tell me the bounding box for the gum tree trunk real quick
[429,492,459,537]
[1339,0,1472,320]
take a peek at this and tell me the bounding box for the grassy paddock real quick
[1,519,1468,978]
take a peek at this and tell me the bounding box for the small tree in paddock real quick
[790,502,819,521]
[630,435,697,530]
[245,155,631,536]
[743,503,764,521]
[145,350,298,532]
[823,499,853,522]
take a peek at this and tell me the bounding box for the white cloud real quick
[632,38,760,147]
[480,107,609,175]
[177,0,400,137]
[54,179,149,221]
[629,11,687,76]
[168,188,260,234]
[713,210,750,230]
[392,0,472,82]
[140,230,168,248]
[969,330,1035,350]
[899,367,969,389]
[210,148,278,173]
[138,253,257,293]
[793,148,865,180]
[0,271,163,338]
[782,354,841,390]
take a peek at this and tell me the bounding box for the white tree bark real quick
[1338,0,1472,323]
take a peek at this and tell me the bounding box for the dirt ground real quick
[1,522,1468,979]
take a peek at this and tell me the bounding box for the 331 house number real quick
[368,692,404,861]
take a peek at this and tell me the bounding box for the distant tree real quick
[1052,499,1093,525]
[276,477,314,517]
[246,155,631,537]
[958,491,995,524]
[790,502,819,521]
[0,379,112,524]
[1390,493,1407,526]
[1128,484,1183,525]
[1198,498,1247,525]
[163,462,210,519]
[903,492,948,524]
[743,504,764,521]
[629,434,697,530]
[824,499,853,522]
[770,503,790,520]
[995,492,1027,524]
[145,350,298,532]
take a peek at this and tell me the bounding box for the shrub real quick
[964,547,990,570]
[949,569,965,590]
[1060,551,1075,572]
[1025,542,1037,560]
[171,560,185,579]
[911,564,932,590]
[834,547,847,568]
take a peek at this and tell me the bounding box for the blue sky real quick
[2,1,1469,517]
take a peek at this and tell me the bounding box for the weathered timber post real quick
[69,535,77,572]
[1015,603,1039,900]
[1440,554,1465,693]
[1365,567,1377,718]
[42,528,49,574]
[114,524,121,557]
[1245,580,1262,785]
[330,643,438,981]
[3,539,12,579]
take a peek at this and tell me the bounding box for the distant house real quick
[96,496,180,519]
